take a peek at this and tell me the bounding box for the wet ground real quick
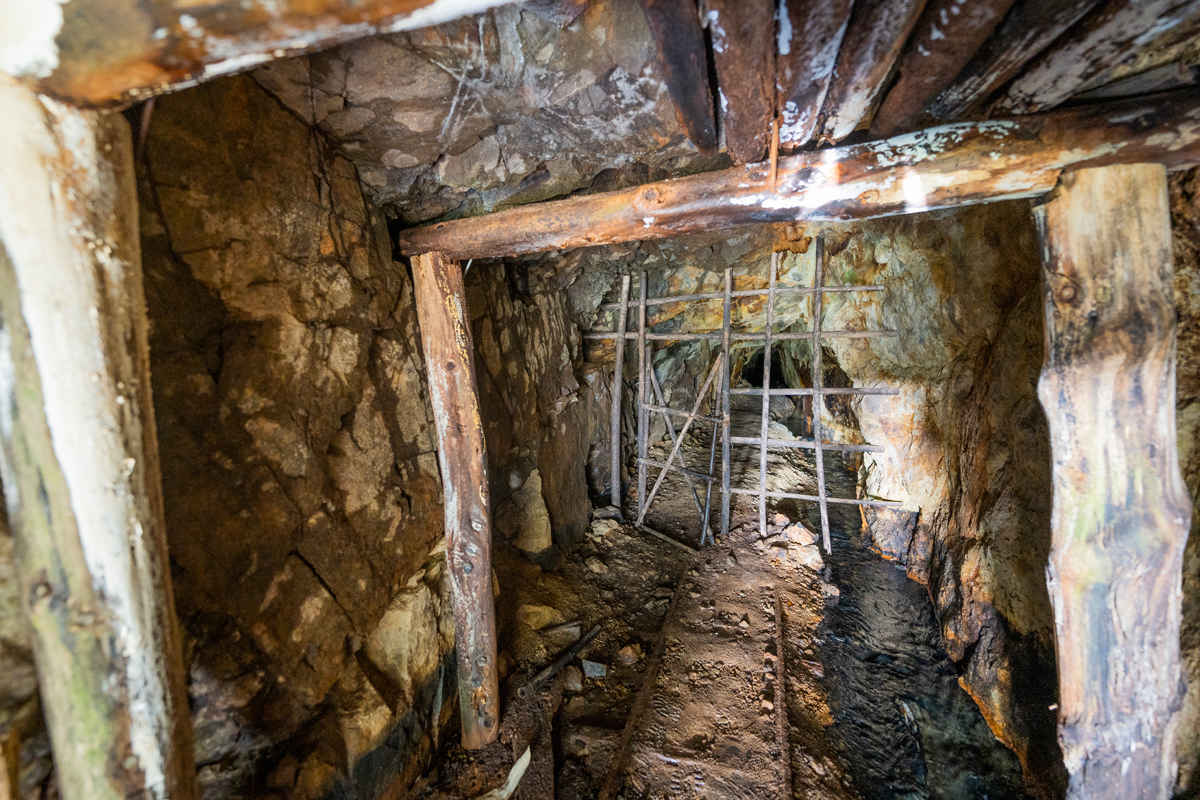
[418,409,1034,799]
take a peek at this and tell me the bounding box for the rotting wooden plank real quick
[636,0,719,153]
[611,275,631,512]
[775,0,855,148]
[774,593,792,800]
[397,91,1200,260]
[811,237,832,553]
[0,85,197,800]
[411,251,500,750]
[720,269,734,540]
[924,0,1103,121]
[1034,163,1189,799]
[0,0,517,109]
[819,0,929,141]
[637,274,649,518]
[759,253,779,535]
[708,0,776,163]
[870,0,1019,136]
[996,0,1200,114]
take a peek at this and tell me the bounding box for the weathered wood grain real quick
[0,0,516,109]
[396,90,1200,260]
[411,251,500,750]
[636,0,719,154]
[708,0,776,163]
[775,0,855,148]
[997,0,1200,114]
[0,84,196,800]
[1034,163,1189,799]
[924,0,1103,121]
[819,0,929,141]
[870,0,1018,136]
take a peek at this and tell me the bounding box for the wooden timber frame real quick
[589,237,902,550]
[411,251,500,749]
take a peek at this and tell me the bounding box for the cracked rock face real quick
[249,0,717,223]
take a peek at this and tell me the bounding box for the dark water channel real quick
[798,465,1032,800]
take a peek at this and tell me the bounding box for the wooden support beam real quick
[396,90,1200,260]
[0,0,516,109]
[0,83,196,800]
[1034,163,1189,799]
[411,251,500,750]
[707,0,776,163]
[775,0,854,149]
[924,0,1103,121]
[870,0,1018,137]
[996,0,1200,115]
[819,0,929,141]
[636,0,718,154]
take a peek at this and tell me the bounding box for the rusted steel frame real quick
[647,366,706,520]
[730,435,885,453]
[732,386,898,396]
[637,354,726,526]
[925,0,1103,121]
[870,0,1019,136]
[729,487,902,507]
[2,0,517,109]
[396,91,1200,261]
[638,458,719,483]
[598,565,693,800]
[411,251,499,749]
[585,330,898,341]
[996,0,1200,115]
[635,0,718,153]
[812,237,832,553]
[775,593,792,800]
[776,0,855,148]
[720,269,734,540]
[707,0,777,163]
[637,274,649,518]
[597,284,885,311]
[819,0,929,141]
[611,275,631,511]
[759,253,779,535]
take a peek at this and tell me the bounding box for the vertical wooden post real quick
[1034,163,1190,799]
[611,275,631,512]
[0,84,196,800]
[411,251,500,749]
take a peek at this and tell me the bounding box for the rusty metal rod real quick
[760,252,779,536]
[516,624,603,699]
[597,284,885,311]
[775,593,792,800]
[611,275,631,512]
[812,237,832,553]
[644,404,722,423]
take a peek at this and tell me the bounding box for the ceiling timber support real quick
[1034,163,1189,799]
[0,81,197,800]
[411,251,501,750]
[396,90,1200,260]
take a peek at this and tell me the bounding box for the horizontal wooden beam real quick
[0,0,515,108]
[396,90,1200,260]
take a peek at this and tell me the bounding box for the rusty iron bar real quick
[730,435,885,453]
[597,284,885,311]
[585,330,898,341]
[732,386,898,396]
[729,487,902,507]
[775,592,792,800]
[516,624,602,699]
[637,274,649,517]
[759,252,779,536]
[637,354,726,526]
[812,237,833,553]
[720,269,733,540]
[611,275,631,512]
[701,384,719,546]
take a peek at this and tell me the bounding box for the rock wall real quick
[135,71,596,799]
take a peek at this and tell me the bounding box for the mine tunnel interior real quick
[1,0,1200,799]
